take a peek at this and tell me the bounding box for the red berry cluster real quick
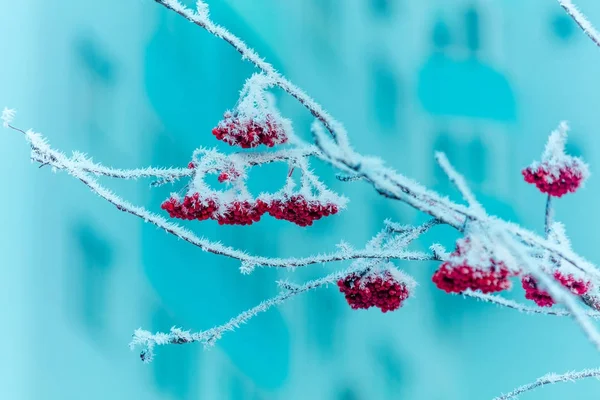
[522,162,586,197]
[162,193,340,226]
[433,263,512,294]
[215,200,269,226]
[522,271,591,307]
[161,195,269,226]
[432,239,514,294]
[161,193,218,221]
[337,271,410,313]
[212,113,287,148]
[268,195,339,227]
[521,275,554,307]
[555,271,590,295]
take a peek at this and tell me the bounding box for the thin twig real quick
[152,0,351,150]
[494,367,600,400]
[495,230,600,351]
[130,264,367,361]
[557,0,600,48]
[462,290,600,318]
[545,195,553,238]
[12,125,436,272]
[435,152,485,215]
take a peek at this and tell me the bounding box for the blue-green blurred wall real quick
[3,0,600,399]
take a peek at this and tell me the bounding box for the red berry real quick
[522,162,586,197]
[521,271,590,307]
[160,194,218,221]
[213,200,269,226]
[217,168,241,183]
[554,271,590,295]
[521,275,555,307]
[268,195,339,226]
[432,238,514,294]
[218,173,229,183]
[433,263,512,294]
[338,270,410,312]
[212,113,287,148]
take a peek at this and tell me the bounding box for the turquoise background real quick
[2,0,600,398]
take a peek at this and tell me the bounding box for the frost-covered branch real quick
[545,195,554,237]
[462,290,600,318]
[153,0,352,151]
[557,0,600,48]
[156,0,599,284]
[494,367,600,400]
[6,122,440,273]
[130,263,373,362]
[435,152,484,215]
[6,3,600,395]
[495,229,600,351]
[131,217,431,361]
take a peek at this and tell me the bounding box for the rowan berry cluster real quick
[268,195,339,227]
[337,270,411,313]
[432,238,514,294]
[161,193,218,221]
[212,112,287,148]
[162,194,340,227]
[522,122,588,197]
[522,272,591,307]
[522,161,587,197]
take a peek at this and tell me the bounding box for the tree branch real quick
[462,290,600,318]
[130,263,370,362]
[435,152,485,215]
[557,0,600,48]
[494,367,600,400]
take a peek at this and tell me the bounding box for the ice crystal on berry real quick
[521,275,555,307]
[522,121,589,197]
[554,271,590,295]
[161,193,218,221]
[212,112,287,148]
[522,271,591,307]
[432,237,515,294]
[214,200,269,226]
[268,194,339,227]
[218,168,241,183]
[337,268,412,313]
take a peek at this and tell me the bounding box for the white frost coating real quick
[462,290,600,318]
[546,221,589,280]
[195,0,209,18]
[435,152,484,215]
[130,220,425,360]
[557,0,600,48]
[130,262,374,361]
[214,74,292,148]
[2,107,16,128]
[13,125,436,271]
[542,121,569,162]
[494,367,600,400]
[385,264,417,292]
[8,1,600,389]
[429,243,449,261]
[152,0,353,154]
[494,229,600,352]
[528,121,590,183]
[151,0,600,292]
[70,151,193,182]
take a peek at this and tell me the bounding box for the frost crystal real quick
[2,107,16,127]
